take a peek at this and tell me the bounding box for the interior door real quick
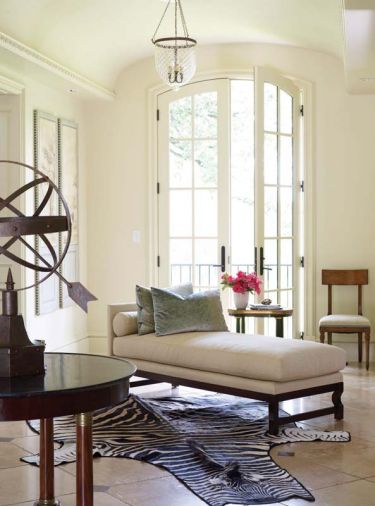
[157,79,230,291]
[255,67,301,337]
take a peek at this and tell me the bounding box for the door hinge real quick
[157,255,160,267]
[300,331,305,340]
[300,256,305,268]
[300,105,304,116]
[156,109,160,121]
[157,182,160,194]
[300,180,304,192]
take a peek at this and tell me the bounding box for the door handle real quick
[212,246,226,272]
[255,246,258,274]
[260,246,272,276]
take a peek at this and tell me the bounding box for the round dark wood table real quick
[0,353,136,506]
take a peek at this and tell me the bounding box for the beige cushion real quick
[130,359,343,396]
[319,314,370,328]
[113,331,346,382]
[113,311,138,337]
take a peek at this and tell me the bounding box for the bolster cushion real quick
[113,311,138,337]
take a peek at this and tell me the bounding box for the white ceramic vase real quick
[233,291,249,309]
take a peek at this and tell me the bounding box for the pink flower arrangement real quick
[221,271,262,295]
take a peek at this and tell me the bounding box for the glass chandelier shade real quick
[152,0,197,90]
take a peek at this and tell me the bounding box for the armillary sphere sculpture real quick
[0,160,97,377]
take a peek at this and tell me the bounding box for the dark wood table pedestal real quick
[0,353,135,506]
[33,413,94,506]
[34,418,60,506]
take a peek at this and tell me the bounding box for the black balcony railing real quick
[171,263,293,293]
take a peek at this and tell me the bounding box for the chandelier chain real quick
[151,0,171,42]
[152,0,190,43]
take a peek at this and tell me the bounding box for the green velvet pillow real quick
[136,283,193,335]
[151,288,228,336]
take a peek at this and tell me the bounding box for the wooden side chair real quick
[319,269,371,370]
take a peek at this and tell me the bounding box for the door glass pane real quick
[195,239,218,287]
[280,136,293,186]
[194,140,217,187]
[280,238,293,278]
[264,134,277,185]
[194,92,217,138]
[280,90,293,134]
[264,186,277,237]
[170,140,192,188]
[264,239,277,291]
[170,190,192,236]
[194,190,217,237]
[280,186,293,237]
[264,83,277,132]
[170,239,192,285]
[170,97,192,138]
[230,80,255,272]
[166,88,219,290]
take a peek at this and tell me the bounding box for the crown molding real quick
[0,73,24,94]
[0,31,115,100]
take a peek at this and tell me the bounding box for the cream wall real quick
[0,65,89,351]
[85,43,375,356]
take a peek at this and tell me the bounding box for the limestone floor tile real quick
[56,491,130,505]
[0,466,75,504]
[271,435,375,462]
[0,421,34,439]
[12,435,40,454]
[9,494,130,506]
[12,434,60,454]
[282,479,375,505]
[311,446,375,478]
[270,453,357,491]
[0,442,31,469]
[108,475,206,505]
[62,456,169,486]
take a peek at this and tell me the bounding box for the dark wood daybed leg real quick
[332,386,344,420]
[268,399,279,435]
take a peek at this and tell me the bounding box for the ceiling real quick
[0,0,343,93]
[0,0,373,95]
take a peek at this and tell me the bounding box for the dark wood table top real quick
[228,308,293,317]
[0,353,136,421]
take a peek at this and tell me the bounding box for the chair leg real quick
[365,329,370,370]
[328,332,332,345]
[358,333,363,363]
[319,330,325,343]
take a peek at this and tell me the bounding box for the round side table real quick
[0,353,136,506]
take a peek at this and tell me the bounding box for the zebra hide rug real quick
[23,394,350,505]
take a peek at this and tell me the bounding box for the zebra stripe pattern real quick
[22,394,350,505]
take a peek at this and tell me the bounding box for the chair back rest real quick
[322,269,368,315]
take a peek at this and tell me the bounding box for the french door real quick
[156,69,303,337]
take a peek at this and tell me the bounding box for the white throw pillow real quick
[113,311,138,337]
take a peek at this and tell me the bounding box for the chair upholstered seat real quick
[319,314,370,328]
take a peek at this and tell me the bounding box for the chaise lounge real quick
[108,303,346,435]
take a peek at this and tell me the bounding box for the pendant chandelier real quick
[152,0,197,90]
